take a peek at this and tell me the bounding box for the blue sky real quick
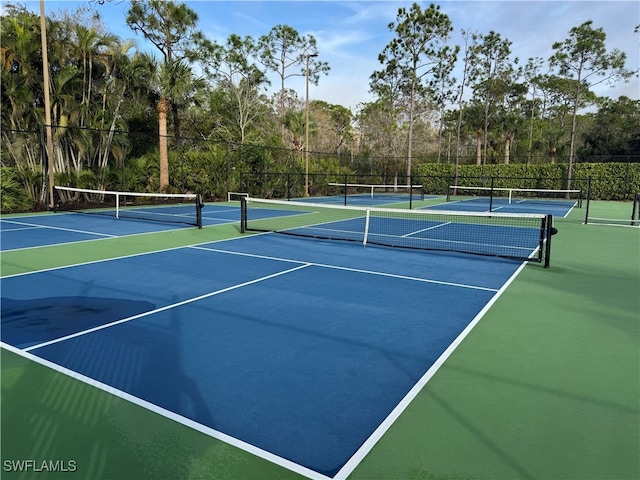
[16,1,640,110]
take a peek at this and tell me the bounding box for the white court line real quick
[23,264,310,352]
[0,226,41,233]
[4,236,523,479]
[201,216,237,222]
[0,219,116,238]
[0,234,248,278]
[333,260,529,480]
[1,342,329,480]
[203,207,239,214]
[0,223,199,254]
[190,245,499,292]
[402,221,451,237]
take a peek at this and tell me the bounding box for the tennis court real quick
[437,186,583,218]
[1,199,533,477]
[2,197,638,479]
[279,182,429,207]
[0,203,239,251]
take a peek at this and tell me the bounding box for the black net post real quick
[240,196,247,233]
[196,194,203,229]
[584,177,592,224]
[631,193,639,226]
[343,174,348,206]
[544,214,553,268]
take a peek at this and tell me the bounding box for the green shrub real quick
[1,167,35,213]
[415,162,640,200]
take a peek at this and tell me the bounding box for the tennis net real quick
[54,186,203,228]
[584,192,640,227]
[447,186,582,209]
[241,197,553,267]
[327,183,424,204]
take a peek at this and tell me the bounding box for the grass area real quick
[2,201,638,479]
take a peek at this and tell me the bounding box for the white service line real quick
[24,264,310,352]
[190,245,499,292]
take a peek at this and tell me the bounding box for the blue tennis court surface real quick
[293,194,437,206]
[428,196,577,217]
[1,227,526,478]
[0,203,239,251]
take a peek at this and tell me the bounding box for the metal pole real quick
[40,0,55,208]
[304,53,318,197]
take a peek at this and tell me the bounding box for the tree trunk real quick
[476,129,482,165]
[504,133,512,164]
[157,97,170,190]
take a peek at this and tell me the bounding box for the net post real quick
[343,174,348,206]
[196,194,203,229]
[239,197,247,233]
[544,214,553,268]
[584,177,592,224]
[115,192,120,219]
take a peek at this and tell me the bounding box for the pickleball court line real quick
[190,244,500,292]
[0,342,330,480]
[5,239,526,479]
[22,263,311,353]
[1,218,117,238]
[401,221,451,237]
[333,259,529,480]
[0,224,43,232]
[0,223,208,254]
[2,234,250,277]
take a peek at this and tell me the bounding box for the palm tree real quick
[282,109,306,153]
[72,25,118,128]
[131,53,205,190]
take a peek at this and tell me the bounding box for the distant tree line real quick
[1,1,638,210]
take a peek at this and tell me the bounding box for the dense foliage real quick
[1,1,638,212]
[415,162,640,201]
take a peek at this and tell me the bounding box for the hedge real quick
[414,163,640,201]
